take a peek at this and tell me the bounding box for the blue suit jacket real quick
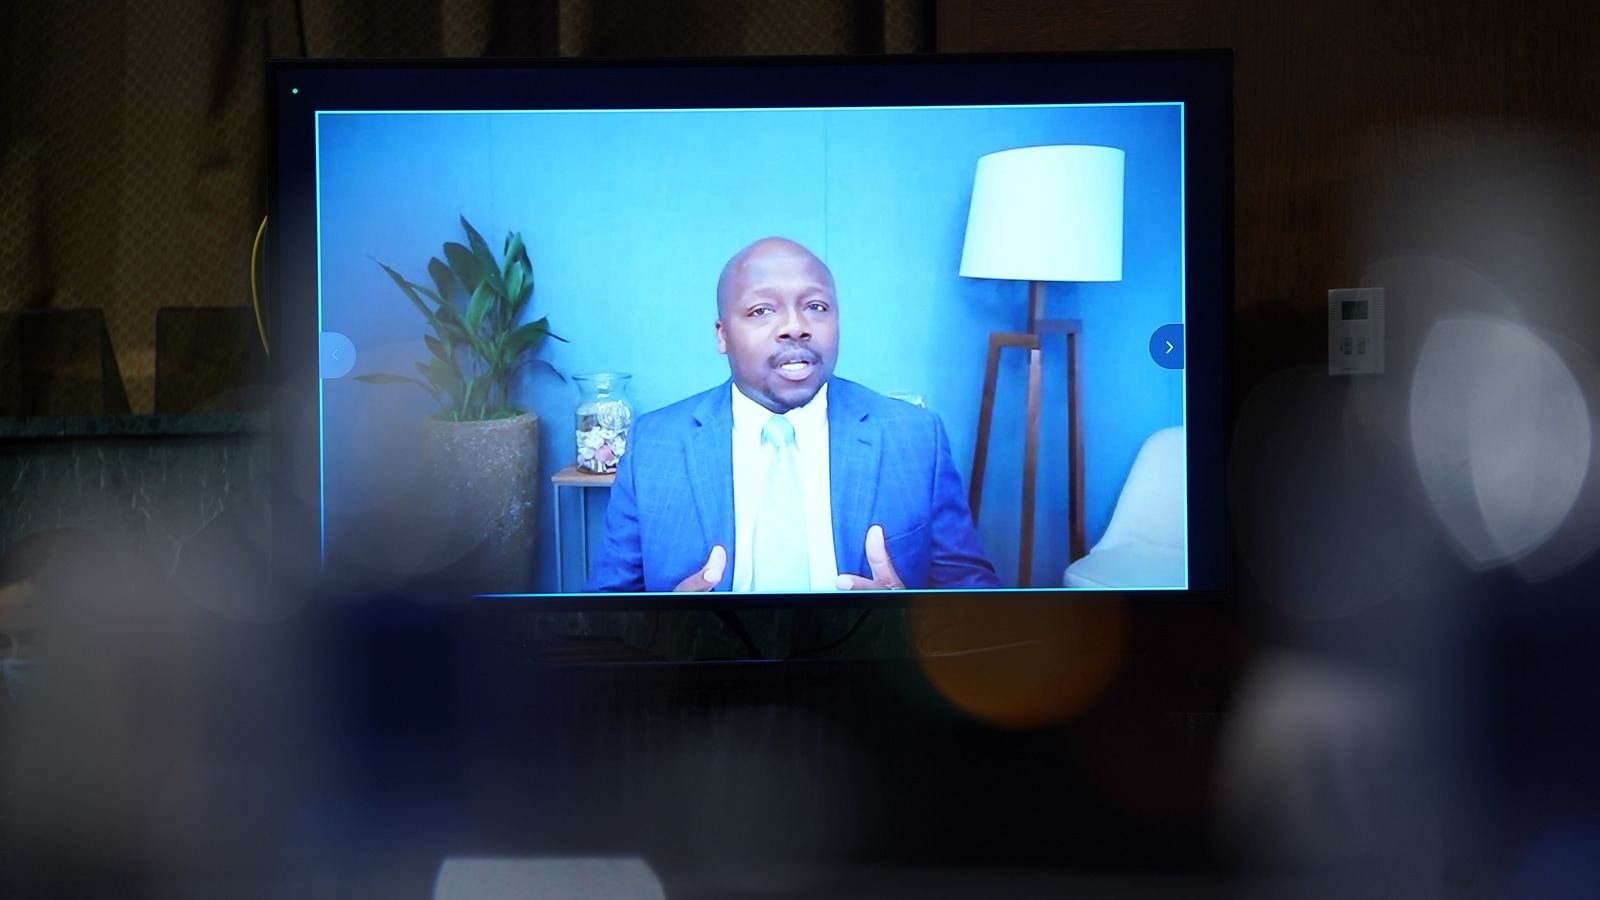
[585,378,1001,592]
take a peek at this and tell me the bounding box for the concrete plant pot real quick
[418,411,539,594]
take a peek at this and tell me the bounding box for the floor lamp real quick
[959,145,1125,587]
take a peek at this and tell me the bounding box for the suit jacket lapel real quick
[687,383,735,588]
[828,379,881,578]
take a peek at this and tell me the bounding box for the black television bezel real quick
[265,50,1233,612]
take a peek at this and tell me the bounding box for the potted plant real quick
[357,216,563,592]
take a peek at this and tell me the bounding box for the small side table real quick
[551,465,615,592]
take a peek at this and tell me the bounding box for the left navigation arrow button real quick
[320,332,356,379]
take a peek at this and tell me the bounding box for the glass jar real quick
[574,372,633,474]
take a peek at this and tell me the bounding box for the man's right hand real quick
[672,545,727,591]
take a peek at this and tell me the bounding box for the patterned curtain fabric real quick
[549,0,926,57]
[298,0,925,58]
[0,0,925,413]
[0,0,300,414]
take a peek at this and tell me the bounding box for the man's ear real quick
[715,319,728,355]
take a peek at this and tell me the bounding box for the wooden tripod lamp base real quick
[968,280,1085,588]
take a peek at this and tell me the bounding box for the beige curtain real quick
[0,0,299,413]
[299,0,925,57]
[0,0,924,413]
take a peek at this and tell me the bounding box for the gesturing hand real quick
[835,525,905,590]
[672,545,727,592]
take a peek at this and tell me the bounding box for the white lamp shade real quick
[959,145,1125,282]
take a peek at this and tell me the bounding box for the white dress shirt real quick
[729,381,839,591]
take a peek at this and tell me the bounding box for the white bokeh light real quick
[1410,317,1591,570]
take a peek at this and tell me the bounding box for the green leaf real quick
[355,372,444,407]
[417,358,464,405]
[509,260,536,321]
[505,262,526,314]
[465,282,495,332]
[427,257,456,304]
[504,233,526,271]
[434,301,465,331]
[428,307,467,351]
[499,317,550,368]
[410,281,443,304]
[370,220,561,422]
[460,217,506,296]
[355,372,420,385]
[488,333,508,371]
[374,260,443,331]
[414,360,440,390]
[461,217,491,256]
[525,357,566,383]
[443,242,481,295]
[435,300,461,323]
[437,301,484,362]
[461,376,484,418]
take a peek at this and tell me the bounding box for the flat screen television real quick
[265,51,1231,608]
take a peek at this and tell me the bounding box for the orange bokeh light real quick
[909,594,1129,730]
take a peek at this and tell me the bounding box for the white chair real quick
[1064,425,1186,588]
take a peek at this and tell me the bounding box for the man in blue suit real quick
[585,238,1001,593]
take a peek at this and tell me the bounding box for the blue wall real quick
[316,103,1184,591]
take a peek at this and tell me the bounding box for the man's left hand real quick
[835,525,905,590]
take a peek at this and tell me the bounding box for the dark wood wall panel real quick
[942,0,1600,387]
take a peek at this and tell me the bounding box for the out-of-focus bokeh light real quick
[910,596,1127,730]
[1215,653,1444,879]
[1220,127,1600,898]
[1231,367,1440,620]
[1350,132,1600,583]
[315,343,494,589]
[433,857,665,900]
[1410,316,1591,572]
[1507,332,1600,581]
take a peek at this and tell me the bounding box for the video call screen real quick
[268,57,1230,601]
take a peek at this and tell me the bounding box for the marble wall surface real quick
[0,415,270,577]
[0,414,902,660]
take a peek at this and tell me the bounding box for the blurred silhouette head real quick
[0,528,117,700]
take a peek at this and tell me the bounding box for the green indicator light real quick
[291,88,299,94]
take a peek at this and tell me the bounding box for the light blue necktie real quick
[752,414,810,592]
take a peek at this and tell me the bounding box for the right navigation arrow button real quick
[1150,324,1185,369]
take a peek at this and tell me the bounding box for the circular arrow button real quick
[320,332,356,379]
[1149,323,1184,369]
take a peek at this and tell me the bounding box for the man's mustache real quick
[768,345,822,367]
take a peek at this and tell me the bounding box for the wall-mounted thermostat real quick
[1328,287,1385,375]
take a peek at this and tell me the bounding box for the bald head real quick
[713,237,840,413]
[716,238,835,320]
